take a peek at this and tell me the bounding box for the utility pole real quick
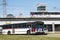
[2,0,7,17]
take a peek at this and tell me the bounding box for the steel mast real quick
[2,0,7,17]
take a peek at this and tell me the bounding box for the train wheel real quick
[7,31,11,35]
[27,30,30,35]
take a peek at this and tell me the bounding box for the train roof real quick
[1,21,43,26]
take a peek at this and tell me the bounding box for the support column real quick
[46,25,48,33]
[52,23,55,33]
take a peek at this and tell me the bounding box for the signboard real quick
[6,21,11,24]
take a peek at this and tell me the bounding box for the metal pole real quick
[2,0,7,17]
[52,22,55,33]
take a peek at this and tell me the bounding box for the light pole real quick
[2,0,7,17]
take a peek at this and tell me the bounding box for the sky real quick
[0,0,60,17]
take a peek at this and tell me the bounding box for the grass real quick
[0,35,60,40]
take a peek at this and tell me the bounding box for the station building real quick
[30,3,60,33]
[0,3,60,33]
